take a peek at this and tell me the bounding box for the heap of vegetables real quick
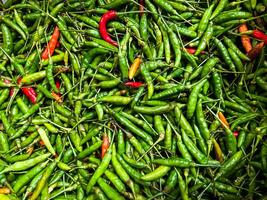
[0,0,267,199]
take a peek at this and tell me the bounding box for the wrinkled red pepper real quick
[99,10,118,46]
[41,26,60,60]
[252,29,267,45]
[247,41,265,60]
[124,81,144,88]
[17,78,37,104]
[21,87,37,104]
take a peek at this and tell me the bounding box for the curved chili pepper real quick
[99,10,118,46]
[124,81,144,88]
[218,111,230,129]
[252,30,267,45]
[128,57,142,80]
[18,78,37,104]
[101,134,109,159]
[41,26,60,60]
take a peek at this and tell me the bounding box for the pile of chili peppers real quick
[0,0,267,199]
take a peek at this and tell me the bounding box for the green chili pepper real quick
[86,148,112,193]
[30,161,57,200]
[0,153,51,174]
[215,150,243,180]
[197,4,215,37]
[181,129,208,164]
[13,161,48,193]
[141,165,171,181]
[174,106,195,140]
[211,0,229,19]
[187,78,207,119]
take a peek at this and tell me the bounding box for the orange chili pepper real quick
[51,92,62,103]
[212,138,224,163]
[218,111,230,129]
[0,187,11,194]
[101,134,109,159]
[128,57,142,80]
[26,146,34,155]
[42,26,60,60]
[239,24,252,53]
[39,140,45,146]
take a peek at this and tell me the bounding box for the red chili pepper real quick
[21,87,37,104]
[101,134,109,159]
[56,41,60,48]
[99,10,118,46]
[3,80,12,92]
[124,81,144,88]
[53,80,62,102]
[247,41,265,60]
[39,140,45,146]
[233,131,239,138]
[41,26,60,60]
[55,80,61,90]
[9,87,14,97]
[4,79,10,84]
[17,78,37,104]
[185,48,205,55]
[252,29,267,45]
[139,0,144,16]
